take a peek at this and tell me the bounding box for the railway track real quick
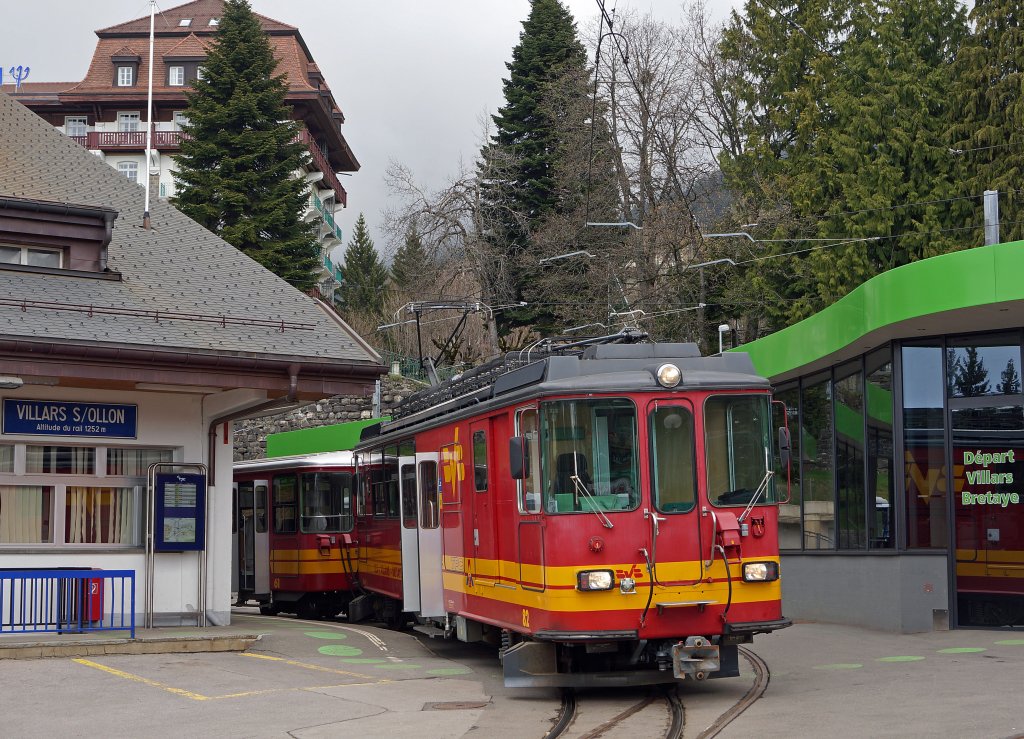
[544,647,768,739]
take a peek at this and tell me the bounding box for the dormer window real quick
[0,245,62,269]
[117,66,134,87]
[168,66,185,86]
[179,18,192,27]
[111,50,141,88]
[0,197,118,277]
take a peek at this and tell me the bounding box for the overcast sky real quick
[2,0,738,261]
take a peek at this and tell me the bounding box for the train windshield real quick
[539,398,639,513]
[300,472,354,532]
[705,394,775,506]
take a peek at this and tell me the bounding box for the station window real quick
[419,461,438,529]
[107,448,172,476]
[0,445,12,473]
[0,486,52,543]
[0,244,63,269]
[65,486,140,544]
[26,446,95,475]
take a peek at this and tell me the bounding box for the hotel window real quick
[173,111,190,129]
[168,65,185,86]
[117,65,134,87]
[65,117,88,137]
[118,162,139,183]
[117,112,140,132]
[0,245,63,268]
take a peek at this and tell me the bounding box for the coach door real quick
[235,479,270,599]
[416,452,445,617]
[398,441,421,612]
[467,420,496,583]
[440,436,465,587]
[515,407,545,592]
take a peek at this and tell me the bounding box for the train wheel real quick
[259,603,279,616]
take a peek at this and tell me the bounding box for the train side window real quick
[371,448,386,517]
[516,408,541,513]
[300,472,353,533]
[473,430,488,491]
[272,474,297,534]
[385,444,400,518]
[419,461,439,529]
[401,464,417,529]
[650,406,697,513]
[255,483,267,533]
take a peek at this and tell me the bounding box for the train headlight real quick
[577,569,615,591]
[656,363,681,388]
[742,561,780,582]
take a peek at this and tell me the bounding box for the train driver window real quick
[272,474,297,534]
[300,472,353,533]
[650,406,697,513]
[516,408,541,513]
[419,460,439,529]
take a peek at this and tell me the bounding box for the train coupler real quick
[670,636,719,680]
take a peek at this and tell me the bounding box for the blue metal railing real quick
[0,569,135,638]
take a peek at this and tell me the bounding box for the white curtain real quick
[0,445,12,473]
[66,487,133,544]
[0,485,46,543]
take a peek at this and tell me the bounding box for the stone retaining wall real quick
[234,375,424,461]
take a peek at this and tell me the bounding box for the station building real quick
[739,241,1024,631]
[0,91,383,626]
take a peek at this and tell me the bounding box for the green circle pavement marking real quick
[428,667,472,676]
[877,656,925,662]
[341,658,387,664]
[318,644,363,657]
[375,663,421,670]
[995,639,1024,646]
[938,647,986,654]
[813,663,863,670]
[305,631,349,640]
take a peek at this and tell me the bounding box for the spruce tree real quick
[951,0,1024,243]
[172,0,318,291]
[337,214,390,317]
[391,226,432,292]
[479,0,589,332]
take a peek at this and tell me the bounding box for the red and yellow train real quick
[234,339,791,685]
[349,340,791,687]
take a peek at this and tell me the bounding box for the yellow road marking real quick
[240,652,382,681]
[73,654,387,702]
[72,658,211,701]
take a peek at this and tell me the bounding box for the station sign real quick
[2,399,138,439]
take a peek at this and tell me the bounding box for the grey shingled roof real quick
[0,91,379,366]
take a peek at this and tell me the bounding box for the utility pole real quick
[984,190,1000,246]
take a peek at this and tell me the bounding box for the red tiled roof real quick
[97,0,296,35]
[164,33,211,59]
[111,45,142,58]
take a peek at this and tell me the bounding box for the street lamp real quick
[718,324,731,355]
[538,250,596,265]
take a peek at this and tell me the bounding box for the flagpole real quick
[143,0,155,229]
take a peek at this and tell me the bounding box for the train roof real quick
[368,340,769,440]
[233,450,355,474]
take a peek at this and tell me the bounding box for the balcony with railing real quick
[299,128,348,207]
[77,129,184,151]
[312,194,344,243]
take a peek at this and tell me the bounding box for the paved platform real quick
[1,613,1022,737]
[0,625,260,659]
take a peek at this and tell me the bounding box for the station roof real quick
[737,240,1024,383]
[0,91,381,386]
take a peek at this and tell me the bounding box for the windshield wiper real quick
[571,474,614,529]
[738,448,774,524]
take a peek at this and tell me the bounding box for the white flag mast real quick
[143,0,156,229]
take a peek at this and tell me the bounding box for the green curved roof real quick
[736,240,1024,382]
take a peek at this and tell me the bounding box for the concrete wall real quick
[780,553,950,632]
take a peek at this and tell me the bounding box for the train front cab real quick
[359,384,791,687]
